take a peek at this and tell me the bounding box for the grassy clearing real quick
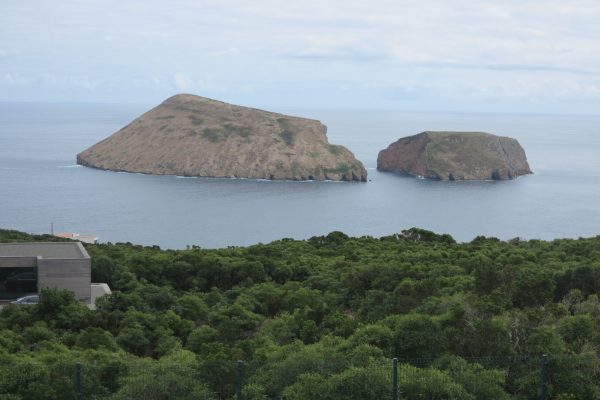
[277,118,296,146]
[188,115,205,126]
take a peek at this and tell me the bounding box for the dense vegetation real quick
[1,228,600,399]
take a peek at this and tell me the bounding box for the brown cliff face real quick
[77,94,367,182]
[377,131,532,180]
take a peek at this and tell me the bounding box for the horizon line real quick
[1,99,599,118]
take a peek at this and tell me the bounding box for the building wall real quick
[38,258,91,301]
[0,257,37,268]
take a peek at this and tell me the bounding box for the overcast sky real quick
[1,0,599,113]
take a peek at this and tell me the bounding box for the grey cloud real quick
[287,50,386,62]
[414,62,600,75]
[0,0,599,113]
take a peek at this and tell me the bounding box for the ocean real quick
[1,102,599,249]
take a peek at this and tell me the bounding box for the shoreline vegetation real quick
[2,228,600,399]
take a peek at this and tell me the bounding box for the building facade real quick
[0,242,91,301]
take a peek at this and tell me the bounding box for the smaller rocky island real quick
[377,131,532,181]
[77,94,367,182]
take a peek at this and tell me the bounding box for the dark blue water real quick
[1,102,599,248]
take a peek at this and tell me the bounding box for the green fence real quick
[388,354,600,400]
[1,354,599,399]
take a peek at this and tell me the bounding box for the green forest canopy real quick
[1,228,600,399]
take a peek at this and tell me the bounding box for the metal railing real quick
[1,354,599,399]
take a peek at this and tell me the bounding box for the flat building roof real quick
[0,242,90,259]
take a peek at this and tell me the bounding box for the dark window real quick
[0,267,37,299]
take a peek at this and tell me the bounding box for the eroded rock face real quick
[377,131,532,180]
[77,94,367,182]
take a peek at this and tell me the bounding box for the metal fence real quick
[1,354,599,399]
[388,354,600,400]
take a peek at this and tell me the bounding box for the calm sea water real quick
[1,102,599,249]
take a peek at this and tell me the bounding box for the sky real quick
[1,0,600,114]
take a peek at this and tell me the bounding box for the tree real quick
[348,324,394,356]
[111,351,216,400]
[390,314,446,358]
[36,288,90,330]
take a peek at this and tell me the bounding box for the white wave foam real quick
[57,164,82,169]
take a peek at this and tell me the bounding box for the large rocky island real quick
[377,131,532,180]
[77,94,367,182]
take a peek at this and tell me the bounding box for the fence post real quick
[235,360,244,400]
[392,358,398,400]
[75,362,83,400]
[539,354,549,400]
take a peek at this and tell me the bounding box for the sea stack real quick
[377,131,532,180]
[77,94,367,182]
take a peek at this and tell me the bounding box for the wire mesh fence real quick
[543,354,600,399]
[1,354,599,399]
[390,355,600,400]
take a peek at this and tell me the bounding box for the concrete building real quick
[0,242,91,301]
